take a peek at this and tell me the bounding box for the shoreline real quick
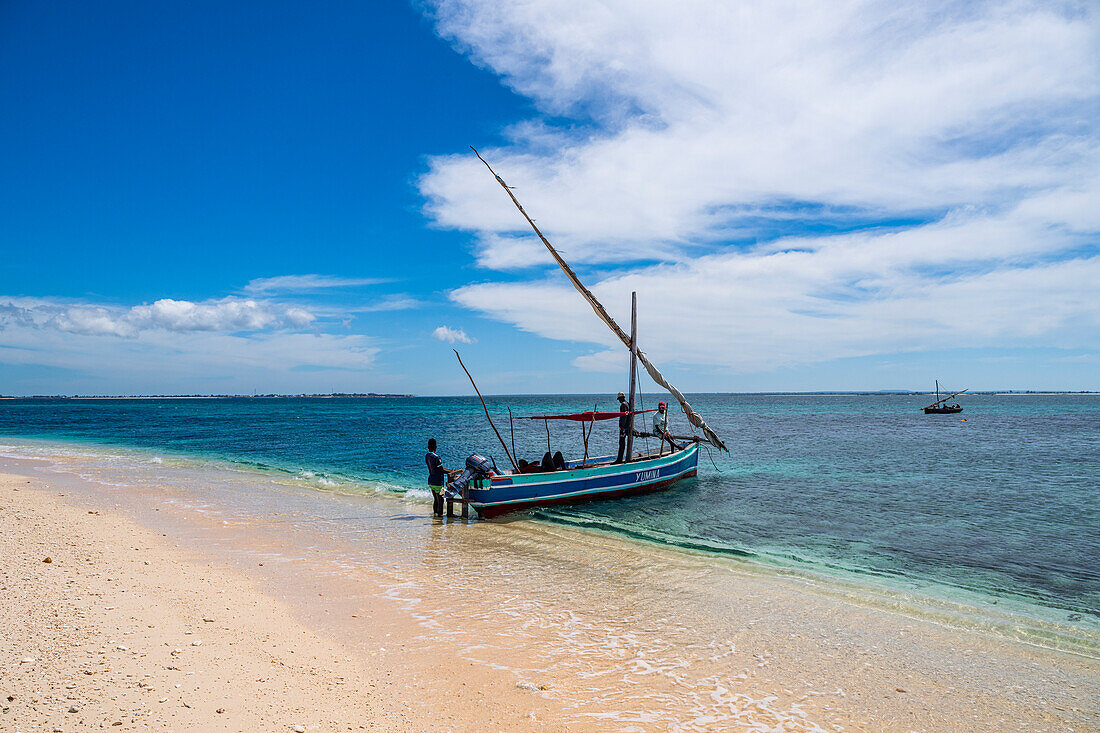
[2,443,1098,731]
[3,434,1095,640]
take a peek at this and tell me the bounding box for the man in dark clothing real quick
[614,391,630,463]
[424,438,451,516]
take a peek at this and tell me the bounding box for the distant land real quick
[0,393,415,400]
[1,391,1097,399]
[734,390,1099,396]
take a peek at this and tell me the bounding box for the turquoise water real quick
[1,393,1097,625]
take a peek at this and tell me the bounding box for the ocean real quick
[1,393,1097,632]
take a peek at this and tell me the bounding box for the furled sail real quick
[472,147,729,452]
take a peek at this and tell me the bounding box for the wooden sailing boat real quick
[448,149,728,518]
[923,380,966,414]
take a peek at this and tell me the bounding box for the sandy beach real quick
[2,452,1098,732]
[0,471,565,732]
[1,472,397,732]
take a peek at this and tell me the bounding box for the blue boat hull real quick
[467,444,699,518]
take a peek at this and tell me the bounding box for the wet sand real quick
[2,450,1098,732]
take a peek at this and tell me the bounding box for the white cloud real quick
[245,274,390,292]
[0,297,316,337]
[0,296,379,392]
[423,0,1097,265]
[453,211,1100,373]
[423,0,1100,373]
[354,295,425,312]
[432,325,476,344]
[128,298,316,332]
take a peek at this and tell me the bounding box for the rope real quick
[636,385,651,456]
[684,397,723,472]
[703,444,723,472]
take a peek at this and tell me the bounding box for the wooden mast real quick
[453,349,520,472]
[470,147,727,452]
[924,380,967,410]
[625,292,638,463]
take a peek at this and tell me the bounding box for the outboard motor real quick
[445,454,493,498]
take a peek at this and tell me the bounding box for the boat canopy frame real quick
[514,409,656,422]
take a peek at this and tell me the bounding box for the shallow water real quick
[4,443,1098,732]
[1,393,1098,630]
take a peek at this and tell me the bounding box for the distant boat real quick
[923,380,966,414]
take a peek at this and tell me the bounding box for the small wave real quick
[0,442,131,462]
[293,470,339,488]
[541,513,758,561]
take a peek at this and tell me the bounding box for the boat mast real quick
[470,147,728,452]
[625,292,638,463]
[924,382,967,410]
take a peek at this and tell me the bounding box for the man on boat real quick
[614,391,630,463]
[653,402,681,454]
[425,438,455,517]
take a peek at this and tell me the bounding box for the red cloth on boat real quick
[516,409,656,422]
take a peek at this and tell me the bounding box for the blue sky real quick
[2,0,1098,395]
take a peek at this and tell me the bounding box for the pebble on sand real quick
[291,725,306,732]
[68,706,79,713]
[43,557,52,563]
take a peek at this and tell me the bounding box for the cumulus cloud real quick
[423,0,1100,372]
[432,325,475,344]
[0,295,379,392]
[245,274,389,292]
[0,297,315,337]
[128,299,315,332]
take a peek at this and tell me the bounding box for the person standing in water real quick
[425,438,453,517]
[614,391,630,463]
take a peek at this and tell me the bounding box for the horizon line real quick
[3,390,1099,400]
